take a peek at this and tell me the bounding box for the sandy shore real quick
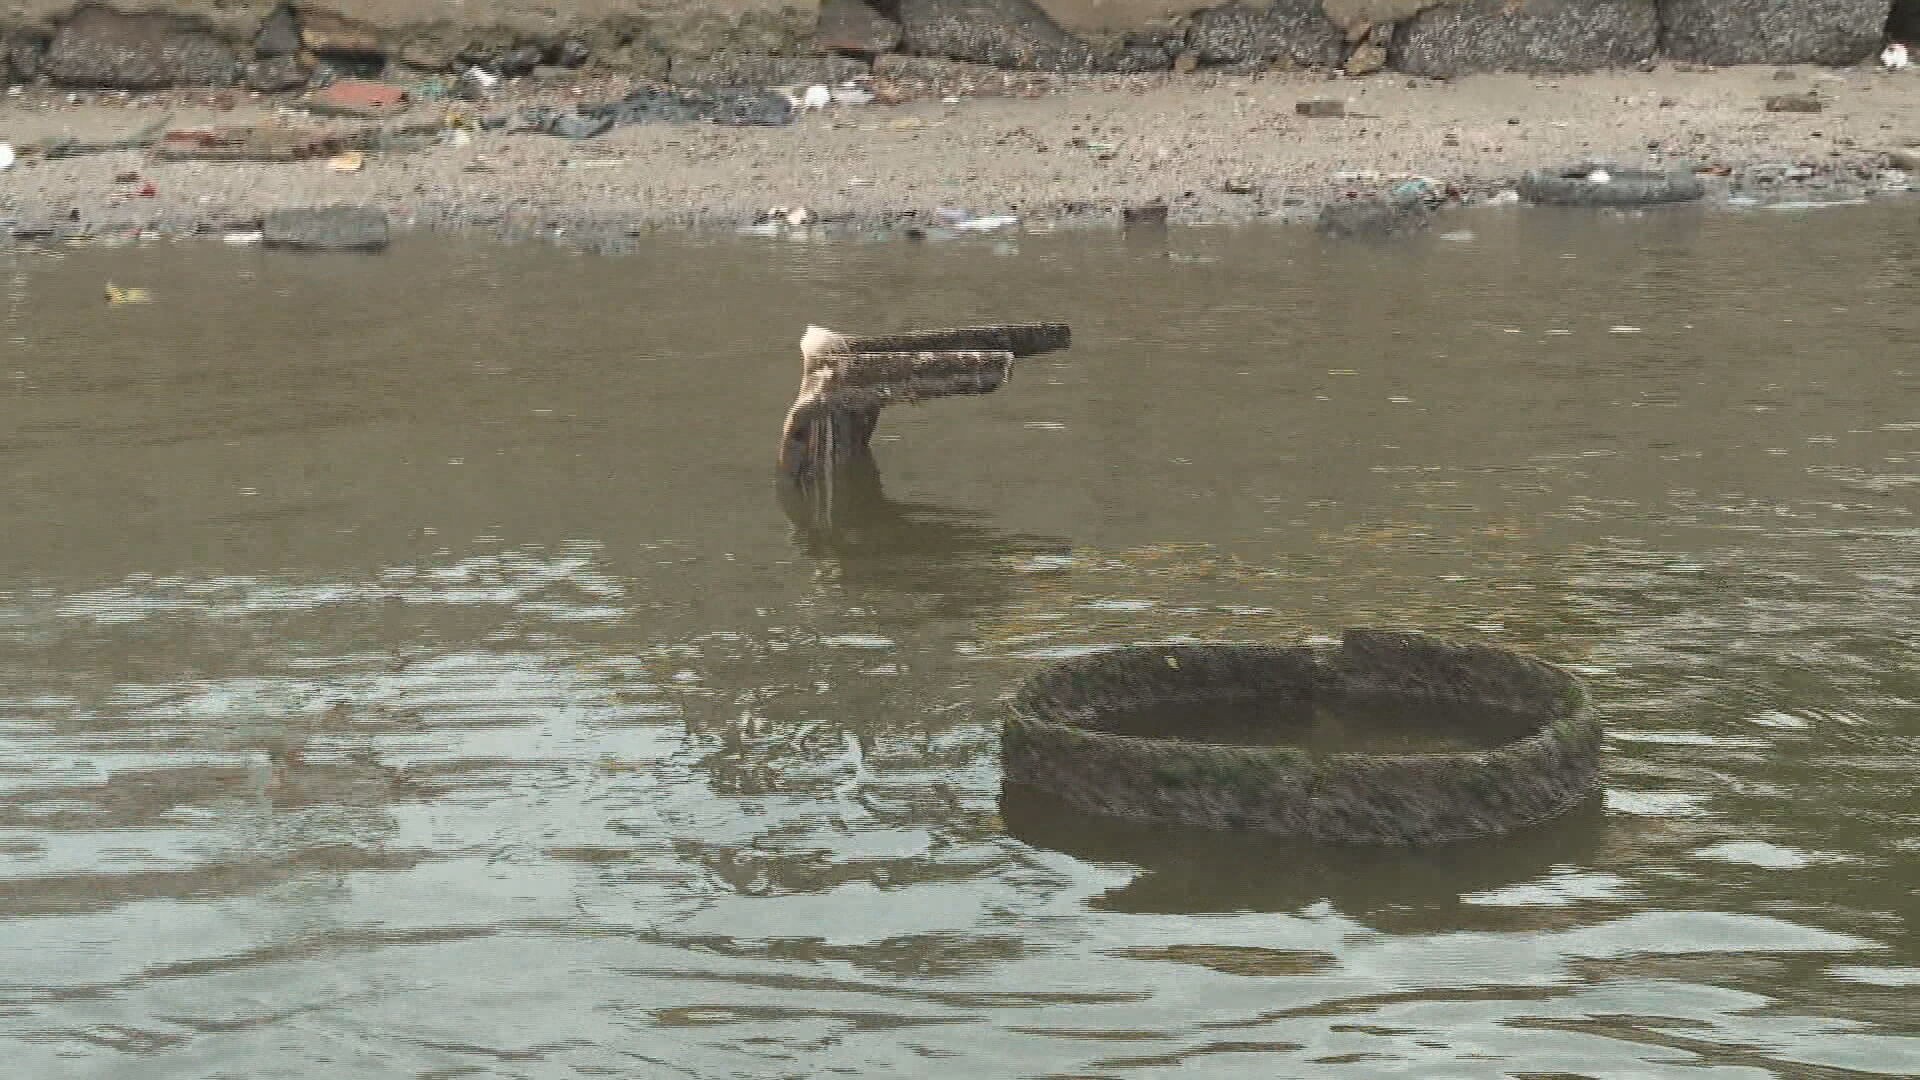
[3,63,1918,243]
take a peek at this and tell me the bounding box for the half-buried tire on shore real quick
[1001,630,1600,845]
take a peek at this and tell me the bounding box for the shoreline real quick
[3,63,1918,247]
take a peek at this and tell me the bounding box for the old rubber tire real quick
[1001,630,1600,845]
[1519,166,1705,207]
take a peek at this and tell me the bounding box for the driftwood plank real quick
[845,323,1069,358]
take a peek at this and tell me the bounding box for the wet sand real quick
[2,63,1918,240]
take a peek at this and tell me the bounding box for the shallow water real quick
[1095,691,1540,755]
[2,205,1917,1078]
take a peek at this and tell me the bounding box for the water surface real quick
[2,205,1918,1077]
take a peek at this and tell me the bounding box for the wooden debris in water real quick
[777,321,1069,479]
[843,322,1070,358]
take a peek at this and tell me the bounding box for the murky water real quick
[2,205,1917,1078]
[1096,692,1541,755]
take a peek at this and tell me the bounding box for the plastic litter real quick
[104,283,153,305]
[223,230,264,245]
[953,214,1018,232]
[832,82,875,106]
[1883,43,1909,71]
[1483,189,1521,205]
[0,143,12,171]
[326,151,365,173]
[800,84,832,109]
[1586,168,1612,184]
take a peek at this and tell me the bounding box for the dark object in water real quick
[777,322,1072,480]
[1002,630,1600,845]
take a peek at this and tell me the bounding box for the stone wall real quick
[0,0,1902,90]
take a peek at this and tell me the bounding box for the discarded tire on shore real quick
[1001,630,1600,845]
[1518,165,1705,207]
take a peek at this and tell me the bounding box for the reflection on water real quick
[1,206,1918,1077]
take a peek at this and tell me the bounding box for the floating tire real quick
[1518,165,1705,207]
[1001,630,1600,845]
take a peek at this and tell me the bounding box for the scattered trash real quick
[104,283,152,304]
[832,81,875,106]
[1390,176,1442,203]
[1586,168,1612,184]
[306,79,409,118]
[1484,189,1521,205]
[757,206,817,227]
[516,85,794,140]
[0,143,13,171]
[1296,98,1346,118]
[798,84,832,109]
[463,66,501,93]
[134,181,157,197]
[1883,43,1910,72]
[1333,170,1380,183]
[1764,92,1822,114]
[326,151,366,173]
[952,214,1018,232]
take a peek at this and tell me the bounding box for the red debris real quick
[306,79,408,116]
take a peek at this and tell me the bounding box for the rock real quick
[1764,92,1823,112]
[555,39,591,68]
[1172,49,1200,73]
[1345,42,1386,74]
[262,206,390,252]
[1390,0,1656,76]
[255,6,300,58]
[1097,44,1175,72]
[1888,148,1920,170]
[1318,195,1430,238]
[245,55,308,91]
[1320,0,1451,35]
[496,44,543,77]
[1189,1,1346,70]
[8,37,47,81]
[45,7,237,90]
[897,0,1097,72]
[298,10,385,65]
[1772,67,1798,80]
[817,0,902,55]
[1893,0,1920,41]
[669,52,869,89]
[397,39,457,71]
[1121,201,1169,228]
[1660,0,1890,66]
[1296,96,1346,116]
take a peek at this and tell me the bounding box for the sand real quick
[2,63,1918,241]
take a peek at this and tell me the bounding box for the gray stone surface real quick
[898,0,1098,72]
[1660,0,1891,67]
[1390,0,1657,77]
[668,52,869,89]
[45,6,237,89]
[1188,1,1345,71]
[816,0,902,55]
[243,54,308,90]
[253,5,299,57]
[262,206,391,252]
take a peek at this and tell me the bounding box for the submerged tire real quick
[1001,630,1600,845]
[1519,165,1705,207]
